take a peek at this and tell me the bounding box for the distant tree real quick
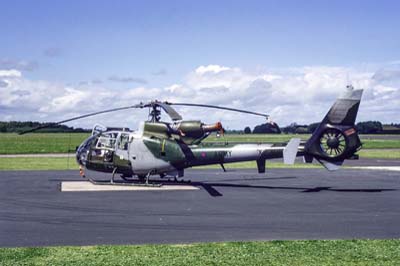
[253,122,281,134]
[281,122,297,134]
[0,123,6,133]
[225,129,243,134]
[295,127,308,134]
[307,122,320,133]
[244,126,251,134]
[0,121,91,133]
[382,124,400,134]
[356,121,383,134]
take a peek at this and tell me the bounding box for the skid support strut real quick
[110,167,117,184]
[86,169,162,187]
[145,171,151,185]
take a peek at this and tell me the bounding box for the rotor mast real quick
[148,104,162,122]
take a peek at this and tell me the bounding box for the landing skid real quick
[87,177,163,187]
[85,167,163,187]
[82,167,191,187]
[166,177,192,184]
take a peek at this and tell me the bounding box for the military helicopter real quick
[22,86,363,186]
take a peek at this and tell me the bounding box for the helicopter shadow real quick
[50,175,397,198]
[186,180,397,197]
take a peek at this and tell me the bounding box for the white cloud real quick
[195,65,231,75]
[39,87,89,113]
[0,63,399,129]
[0,69,22,77]
[0,60,38,71]
[373,85,397,96]
[172,64,399,126]
[124,87,162,99]
[165,84,193,98]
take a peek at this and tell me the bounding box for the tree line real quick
[1,120,399,134]
[0,121,90,133]
[242,121,400,134]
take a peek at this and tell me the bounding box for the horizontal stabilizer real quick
[283,138,301,165]
[317,159,343,171]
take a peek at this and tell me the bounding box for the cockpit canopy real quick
[76,129,132,166]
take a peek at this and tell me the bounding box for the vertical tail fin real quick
[304,86,363,170]
[283,138,301,164]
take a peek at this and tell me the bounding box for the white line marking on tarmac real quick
[350,166,400,172]
[61,181,200,192]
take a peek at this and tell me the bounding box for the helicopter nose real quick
[76,135,96,165]
[76,146,87,165]
[76,144,87,165]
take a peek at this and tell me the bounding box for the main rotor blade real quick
[168,102,269,118]
[19,104,143,135]
[157,102,182,121]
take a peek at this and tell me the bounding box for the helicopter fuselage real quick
[76,121,299,178]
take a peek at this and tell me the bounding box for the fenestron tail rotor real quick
[319,128,347,158]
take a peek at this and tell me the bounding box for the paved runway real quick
[0,168,399,247]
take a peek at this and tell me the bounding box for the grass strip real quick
[358,149,400,159]
[0,239,399,266]
[1,147,399,171]
[0,157,79,170]
[0,133,89,154]
[1,133,400,154]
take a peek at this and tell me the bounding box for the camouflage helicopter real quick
[22,86,363,186]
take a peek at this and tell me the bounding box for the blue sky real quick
[0,0,399,128]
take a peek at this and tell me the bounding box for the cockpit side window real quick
[118,133,130,150]
[95,133,117,150]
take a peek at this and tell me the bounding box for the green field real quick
[206,134,400,149]
[1,149,399,170]
[1,133,400,154]
[0,157,79,170]
[1,240,399,266]
[0,132,399,171]
[0,133,89,154]
[359,149,400,159]
[358,139,400,149]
